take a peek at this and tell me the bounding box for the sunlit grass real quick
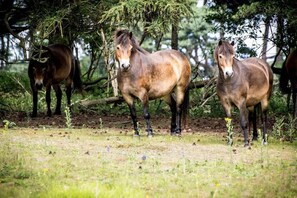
[0,128,296,197]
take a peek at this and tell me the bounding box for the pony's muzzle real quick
[223,67,233,79]
[35,79,43,90]
[120,62,131,71]
[119,59,131,71]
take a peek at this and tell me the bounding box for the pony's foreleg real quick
[46,85,52,117]
[53,84,62,115]
[239,106,249,147]
[32,89,38,117]
[142,101,153,137]
[128,103,139,136]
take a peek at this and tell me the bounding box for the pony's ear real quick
[129,32,133,39]
[231,41,235,46]
[115,30,124,38]
[218,40,223,46]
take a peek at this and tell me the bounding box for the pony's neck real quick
[132,43,150,55]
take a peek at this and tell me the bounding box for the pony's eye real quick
[116,45,120,50]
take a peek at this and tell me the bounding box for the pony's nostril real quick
[121,63,130,69]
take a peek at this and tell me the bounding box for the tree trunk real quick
[0,35,4,69]
[261,18,270,60]
[100,29,118,97]
[171,23,179,50]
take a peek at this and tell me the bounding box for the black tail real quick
[73,58,83,93]
[181,87,190,130]
[279,60,291,94]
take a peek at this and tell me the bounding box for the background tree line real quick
[0,0,296,97]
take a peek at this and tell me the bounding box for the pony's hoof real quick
[252,137,258,141]
[171,132,181,137]
[133,133,140,137]
[147,134,153,138]
[30,113,37,118]
[262,141,268,146]
[244,143,249,147]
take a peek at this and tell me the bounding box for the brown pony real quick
[214,40,273,146]
[280,49,297,118]
[114,30,191,136]
[28,44,82,117]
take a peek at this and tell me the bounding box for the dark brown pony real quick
[214,40,273,146]
[280,49,297,118]
[28,44,82,117]
[114,30,191,136]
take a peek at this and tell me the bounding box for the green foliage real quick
[189,89,225,118]
[272,115,297,142]
[225,117,234,146]
[269,90,288,114]
[0,71,30,94]
[100,0,194,37]
[206,0,297,51]
[64,106,72,129]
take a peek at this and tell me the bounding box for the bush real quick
[0,71,30,94]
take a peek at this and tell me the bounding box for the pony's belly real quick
[148,89,172,100]
[246,98,261,107]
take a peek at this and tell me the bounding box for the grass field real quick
[0,127,296,198]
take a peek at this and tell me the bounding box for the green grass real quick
[0,127,296,198]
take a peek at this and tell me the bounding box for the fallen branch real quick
[80,96,124,107]
[188,80,209,90]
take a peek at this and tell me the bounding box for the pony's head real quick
[114,30,138,71]
[29,46,51,89]
[214,40,235,79]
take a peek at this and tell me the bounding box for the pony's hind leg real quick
[163,94,177,135]
[65,84,72,107]
[46,85,52,116]
[293,89,297,118]
[30,82,38,117]
[53,84,62,115]
[249,105,259,141]
[262,110,268,145]
[174,86,188,135]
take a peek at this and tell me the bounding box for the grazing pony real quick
[279,49,297,118]
[214,40,273,146]
[28,44,82,117]
[114,30,191,136]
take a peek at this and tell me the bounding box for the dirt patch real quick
[1,111,276,136]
